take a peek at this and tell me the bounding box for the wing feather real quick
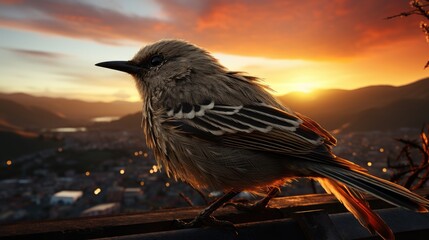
[162,101,364,171]
[164,101,329,155]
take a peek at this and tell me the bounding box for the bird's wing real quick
[163,100,336,157]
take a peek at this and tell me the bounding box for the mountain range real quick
[0,92,141,121]
[0,98,70,130]
[1,78,428,133]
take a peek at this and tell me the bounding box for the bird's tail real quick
[318,178,394,240]
[312,157,429,240]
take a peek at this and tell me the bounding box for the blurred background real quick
[0,0,428,224]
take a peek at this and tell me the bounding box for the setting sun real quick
[290,82,317,93]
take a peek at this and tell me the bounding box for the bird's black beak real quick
[95,61,141,74]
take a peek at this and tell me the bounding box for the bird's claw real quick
[174,218,200,228]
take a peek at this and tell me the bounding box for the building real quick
[81,203,120,217]
[50,190,83,205]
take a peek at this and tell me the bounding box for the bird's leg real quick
[175,190,239,228]
[226,187,279,211]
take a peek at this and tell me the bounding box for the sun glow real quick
[291,82,316,93]
[214,53,323,95]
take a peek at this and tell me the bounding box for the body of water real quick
[91,116,120,123]
[50,127,87,133]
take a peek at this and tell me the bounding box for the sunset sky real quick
[0,0,428,102]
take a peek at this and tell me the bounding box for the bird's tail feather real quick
[313,158,429,212]
[318,178,394,240]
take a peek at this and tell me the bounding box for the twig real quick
[389,125,429,189]
[179,192,194,207]
[385,3,429,19]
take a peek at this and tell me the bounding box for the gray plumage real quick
[96,39,429,240]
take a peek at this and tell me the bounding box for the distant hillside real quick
[0,93,141,121]
[344,98,429,132]
[0,99,71,130]
[0,99,64,162]
[279,78,429,132]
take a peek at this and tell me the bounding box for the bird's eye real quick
[150,55,164,67]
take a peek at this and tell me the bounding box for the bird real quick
[96,39,429,240]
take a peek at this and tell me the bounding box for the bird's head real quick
[96,39,226,101]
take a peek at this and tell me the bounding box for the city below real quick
[0,126,422,224]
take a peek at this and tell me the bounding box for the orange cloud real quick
[0,0,422,59]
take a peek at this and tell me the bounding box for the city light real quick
[367,162,372,167]
[119,169,125,175]
[382,168,388,173]
[143,152,148,157]
[134,151,139,156]
[6,160,12,166]
[94,188,101,195]
[140,181,145,186]
[379,148,385,153]
[165,182,170,187]
[85,171,90,176]
[149,165,159,173]
[139,150,143,155]
[58,147,63,152]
